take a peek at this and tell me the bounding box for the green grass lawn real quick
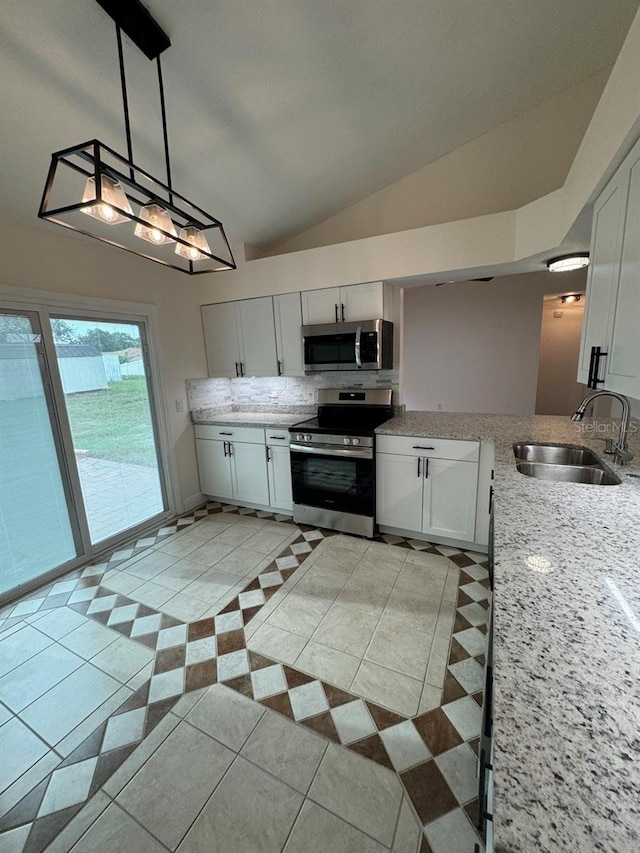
[64,377,159,467]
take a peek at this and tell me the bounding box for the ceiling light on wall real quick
[38,0,235,275]
[547,254,589,273]
[561,293,582,304]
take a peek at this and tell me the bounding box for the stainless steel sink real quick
[513,442,622,485]
[513,443,601,466]
[515,461,622,485]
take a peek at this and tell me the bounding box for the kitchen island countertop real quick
[377,411,640,852]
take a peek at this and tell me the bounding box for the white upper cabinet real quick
[273,292,304,376]
[202,297,278,378]
[301,281,391,324]
[578,136,640,398]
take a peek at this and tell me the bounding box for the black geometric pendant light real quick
[38,0,236,275]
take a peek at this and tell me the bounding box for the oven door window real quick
[291,451,373,516]
[304,333,356,367]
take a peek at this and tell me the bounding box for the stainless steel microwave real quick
[302,319,393,372]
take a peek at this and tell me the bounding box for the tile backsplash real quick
[187,371,399,415]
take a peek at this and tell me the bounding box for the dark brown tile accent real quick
[154,645,187,675]
[412,708,463,755]
[442,671,467,705]
[0,776,49,831]
[89,611,110,625]
[366,702,407,730]
[244,577,262,592]
[348,734,394,771]
[453,612,473,633]
[68,601,91,615]
[242,605,263,624]
[160,614,182,629]
[479,577,491,589]
[279,567,298,580]
[468,737,480,757]
[301,711,340,742]
[262,587,280,601]
[136,603,158,619]
[115,682,150,715]
[135,633,159,650]
[89,743,138,799]
[283,666,315,690]
[188,618,216,642]
[478,624,488,635]
[144,697,179,737]
[113,594,134,607]
[476,654,486,666]
[216,629,246,655]
[220,596,240,614]
[457,589,474,607]
[260,691,294,718]
[260,560,279,573]
[448,638,470,664]
[185,659,217,692]
[58,721,107,767]
[478,599,489,610]
[463,799,486,841]
[224,674,255,699]
[76,576,101,588]
[420,836,434,853]
[112,621,134,638]
[248,650,274,671]
[24,804,84,853]
[401,759,458,825]
[472,691,483,707]
[450,554,475,569]
[479,560,489,569]
[324,684,357,709]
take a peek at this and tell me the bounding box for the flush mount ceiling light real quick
[38,0,236,275]
[561,293,582,304]
[546,254,589,273]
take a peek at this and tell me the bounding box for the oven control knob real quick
[305,434,312,442]
[343,437,351,445]
[296,433,304,442]
[351,437,360,446]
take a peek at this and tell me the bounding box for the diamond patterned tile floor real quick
[0,501,490,852]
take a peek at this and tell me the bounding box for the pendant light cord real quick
[157,56,174,204]
[116,24,135,181]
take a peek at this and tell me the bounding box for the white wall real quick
[402,269,587,414]
[535,295,589,415]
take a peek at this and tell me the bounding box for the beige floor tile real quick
[159,592,211,622]
[152,558,209,592]
[125,580,175,610]
[56,685,133,757]
[385,587,440,634]
[44,790,111,853]
[268,592,332,638]
[0,643,83,713]
[117,721,234,849]
[312,603,379,657]
[59,621,120,659]
[393,796,422,853]
[20,663,121,747]
[247,622,307,665]
[312,547,362,576]
[308,743,403,847]
[186,683,265,751]
[295,640,361,690]
[0,749,59,819]
[351,660,422,717]
[0,625,52,678]
[424,807,481,853]
[294,571,348,603]
[214,524,262,547]
[284,800,387,853]
[177,755,303,853]
[242,530,288,554]
[0,717,50,792]
[157,535,203,559]
[0,824,31,852]
[434,743,479,804]
[330,534,370,554]
[103,712,180,798]
[209,548,268,577]
[125,551,179,580]
[353,552,403,585]
[28,607,88,641]
[181,568,239,604]
[365,617,433,680]
[90,636,154,683]
[70,802,167,853]
[241,710,327,793]
[100,570,144,597]
[425,635,450,688]
[418,683,443,714]
[187,539,236,567]
[443,566,461,601]
[335,575,392,617]
[394,560,448,598]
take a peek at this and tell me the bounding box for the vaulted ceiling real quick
[1,0,638,251]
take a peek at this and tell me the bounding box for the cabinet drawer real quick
[266,429,290,446]
[194,424,266,444]
[376,434,479,462]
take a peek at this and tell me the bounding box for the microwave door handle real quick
[354,325,362,368]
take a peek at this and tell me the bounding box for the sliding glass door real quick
[0,302,170,601]
[51,317,166,545]
[0,311,80,596]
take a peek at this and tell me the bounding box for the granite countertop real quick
[377,412,640,852]
[191,410,312,429]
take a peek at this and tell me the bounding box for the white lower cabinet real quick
[195,425,270,507]
[266,430,293,511]
[376,435,480,544]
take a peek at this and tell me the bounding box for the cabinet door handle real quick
[266,446,271,462]
[334,303,339,323]
[269,435,286,440]
[341,303,345,322]
[227,442,232,456]
[219,432,233,435]
[424,458,429,479]
[277,360,282,376]
[235,362,240,377]
[417,458,421,478]
[240,362,245,377]
[223,441,228,457]
[488,485,494,514]
[412,445,435,450]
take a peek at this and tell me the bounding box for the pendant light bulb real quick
[81,175,132,224]
[135,204,177,245]
[175,226,211,261]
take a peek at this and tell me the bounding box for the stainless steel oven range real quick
[289,388,393,538]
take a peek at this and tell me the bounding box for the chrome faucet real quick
[571,391,634,465]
